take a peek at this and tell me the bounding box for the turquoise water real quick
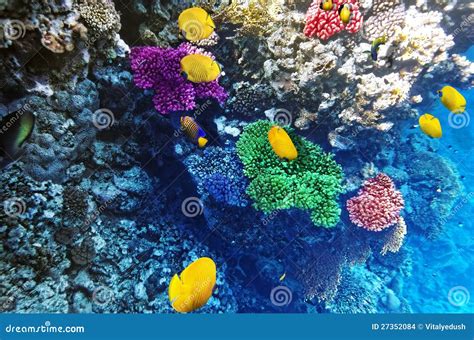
[403,46,473,313]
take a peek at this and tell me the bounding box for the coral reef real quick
[0,0,472,316]
[213,0,281,37]
[130,43,227,114]
[21,80,99,183]
[347,173,404,232]
[78,0,121,40]
[381,216,407,255]
[362,0,406,41]
[184,146,249,207]
[304,0,363,40]
[237,120,343,228]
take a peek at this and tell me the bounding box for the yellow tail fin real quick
[198,137,208,148]
[168,274,183,304]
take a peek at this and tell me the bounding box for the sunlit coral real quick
[381,216,407,255]
[304,0,363,40]
[347,173,404,232]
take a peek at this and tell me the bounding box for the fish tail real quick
[198,137,208,148]
[169,274,183,304]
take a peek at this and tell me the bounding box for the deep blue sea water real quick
[402,46,473,313]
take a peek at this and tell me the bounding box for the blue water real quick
[402,46,473,313]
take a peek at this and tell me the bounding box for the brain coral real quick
[304,0,363,40]
[236,120,343,228]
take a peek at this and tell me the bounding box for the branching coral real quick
[185,146,249,207]
[130,43,227,114]
[381,216,407,255]
[237,120,343,228]
[304,0,363,40]
[347,173,404,232]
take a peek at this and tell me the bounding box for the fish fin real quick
[206,13,216,29]
[198,137,208,148]
[169,274,183,304]
[17,111,35,148]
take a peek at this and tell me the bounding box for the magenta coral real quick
[130,43,227,114]
[304,0,363,40]
[346,173,404,232]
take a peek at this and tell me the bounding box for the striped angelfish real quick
[180,116,208,148]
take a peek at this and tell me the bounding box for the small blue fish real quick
[180,116,208,148]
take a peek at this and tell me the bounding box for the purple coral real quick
[130,43,227,114]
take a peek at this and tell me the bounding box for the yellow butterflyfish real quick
[437,86,466,113]
[168,257,216,313]
[339,4,352,24]
[268,126,298,161]
[419,113,442,139]
[320,0,333,11]
[180,54,221,83]
[178,7,215,42]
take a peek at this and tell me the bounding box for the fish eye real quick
[181,71,188,79]
[338,4,350,14]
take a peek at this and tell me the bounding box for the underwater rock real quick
[20,80,99,183]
